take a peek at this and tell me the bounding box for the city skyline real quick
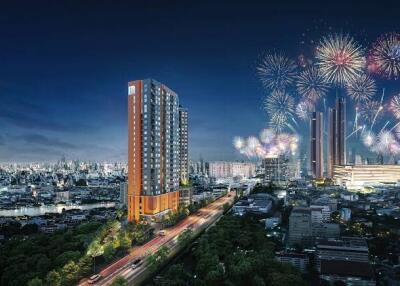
[1,1,400,163]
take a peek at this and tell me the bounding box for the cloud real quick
[0,133,127,163]
[0,109,92,133]
[14,134,78,149]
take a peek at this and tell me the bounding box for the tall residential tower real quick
[179,107,189,185]
[127,79,184,222]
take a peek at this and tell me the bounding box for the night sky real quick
[0,0,399,163]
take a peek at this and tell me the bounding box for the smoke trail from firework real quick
[315,33,365,86]
[257,52,297,91]
[369,32,400,80]
[264,90,295,131]
[346,74,376,102]
[357,100,383,125]
[390,94,400,119]
[296,66,330,101]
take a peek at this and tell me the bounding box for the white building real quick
[209,161,255,179]
[334,164,400,188]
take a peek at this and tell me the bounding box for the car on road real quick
[88,274,102,284]
[187,224,194,229]
[158,230,166,236]
[131,258,143,269]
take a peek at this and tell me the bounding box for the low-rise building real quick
[233,193,272,216]
[317,237,375,285]
[265,214,281,229]
[288,207,312,246]
[320,260,375,286]
[179,187,192,206]
[275,252,309,273]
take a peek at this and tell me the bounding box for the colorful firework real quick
[389,94,400,119]
[362,131,376,147]
[260,128,276,144]
[357,100,383,124]
[315,33,365,86]
[296,66,330,101]
[264,90,295,131]
[369,32,400,80]
[257,52,297,91]
[372,130,397,155]
[233,136,245,150]
[233,128,298,159]
[346,74,376,102]
[295,100,314,121]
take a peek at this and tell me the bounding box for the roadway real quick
[81,191,235,286]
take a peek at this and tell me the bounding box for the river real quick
[0,202,116,217]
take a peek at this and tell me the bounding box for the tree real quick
[118,233,131,251]
[223,202,231,213]
[21,223,39,235]
[103,242,116,261]
[270,273,306,286]
[61,261,80,285]
[54,251,81,268]
[77,255,92,276]
[177,229,193,248]
[45,270,61,286]
[110,276,128,286]
[28,277,43,286]
[148,246,170,271]
[86,240,103,258]
[158,264,192,286]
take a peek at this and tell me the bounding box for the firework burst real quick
[257,52,297,91]
[233,136,245,150]
[264,90,295,131]
[370,32,400,80]
[346,74,376,102]
[233,129,298,159]
[372,130,397,155]
[296,66,330,101]
[357,100,383,124]
[315,33,365,86]
[296,100,314,121]
[362,131,376,147]
[390,94,400,119]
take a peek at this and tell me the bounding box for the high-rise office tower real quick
[327,108,337,178]
[127,79,182,222]
[327,97,346,178]
[179,107,189,185]
[336,97,346,165]
[311,111,324,178]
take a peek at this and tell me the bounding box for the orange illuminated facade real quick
[128,79,182,222]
